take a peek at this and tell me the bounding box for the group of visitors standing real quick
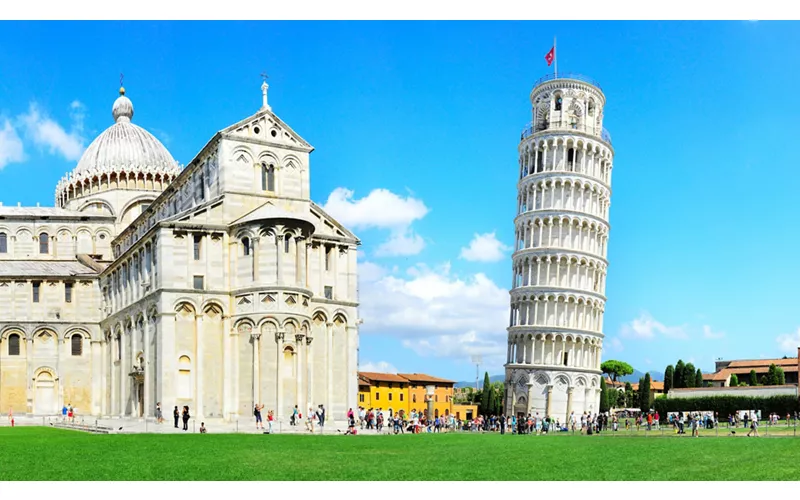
[253,403,326,433]
[173,405,191,431]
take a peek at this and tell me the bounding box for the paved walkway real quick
[0,415,357,435]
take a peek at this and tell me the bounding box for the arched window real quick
[588,100,595,117]
[242,237,251,256]
[262,163,275,191]
[284,235,291,253]
[71,334,83,356]
[567,148,575,169]
[0,232,7,253]
[39,233,49,254]
[555,95,563,111]
[178,355,192,399]
[8,333,20,356]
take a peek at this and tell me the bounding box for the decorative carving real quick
[305,336,313,345]
[275,331,285,343]
[295,334,304,344]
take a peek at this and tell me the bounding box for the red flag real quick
[545,47,555,66]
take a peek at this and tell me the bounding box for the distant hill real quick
[455,368,665,388]
[620,369,665,383]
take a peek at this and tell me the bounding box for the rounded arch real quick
[173,299,198,314]
[77,199,116,216]
[311,309,329,324]
[63,327,91,341]
[234,319,255,335]
[202,300,226,316]
[230,146,255,164]
[1,326,28,341]
[33,366,58,380]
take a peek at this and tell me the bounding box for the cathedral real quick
[0,80,361,423]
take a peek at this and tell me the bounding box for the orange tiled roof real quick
[397,373,455,385]
[631,380,664,391]
[726,358,798,369]
[358,372,409,384]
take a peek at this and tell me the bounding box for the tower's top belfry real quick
[523,74,611,147]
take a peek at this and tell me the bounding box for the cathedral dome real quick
[71,87,178,176]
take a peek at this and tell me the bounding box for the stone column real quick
[26,338,33,415]
[295,334,304,414]
[100,334,108,416]
[276,235,284,285]
[566,387,574,421]
[252,237,260,282]
[222,315,232,418]
[306,336,314,410]
[297,237,306,287]
[326,322,333,419]
[331,246,338,299]
[545,385,553,417]
[120,329,127,417]
[143,314,151,418]
[275,331,285,420]
[250,329,260,406]
[526,381,534,415]
[318,244,324,293]
[195,313,204,418]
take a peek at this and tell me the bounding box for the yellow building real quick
[357,372,410,416]
[357,371,479,420]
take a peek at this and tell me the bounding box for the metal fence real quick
[521,121,612,146]
[531,73,604,91]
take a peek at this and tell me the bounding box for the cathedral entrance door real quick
[34,371,56,415]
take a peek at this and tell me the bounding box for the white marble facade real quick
[505,75,614,421]
[0,82,360,422]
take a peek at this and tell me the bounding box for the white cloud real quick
[323,187,428,230]
[703,325,725,340]
[607,337,624,352]
[0,119,25,169]
[459,232,511,262]
[776,328,800,354]
[324,187,429,257]
[359,361,398,374]
[375,229,425,257]
[620,312,687,340]
[19,103,85,161]
[358,260,509,369]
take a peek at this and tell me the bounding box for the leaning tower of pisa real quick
[505,74,614,422]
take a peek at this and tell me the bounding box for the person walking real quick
[747,414,759,437]
[267,410,274,434]
[181,406,190,431]
[173,406,180,428]
[317,405,326,432]
[254,403,264,430]
[306,407,316,433]
[156,402,163,424]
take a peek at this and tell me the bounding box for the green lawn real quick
[2,427,800,480]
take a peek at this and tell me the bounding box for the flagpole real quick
[554,36,558,78]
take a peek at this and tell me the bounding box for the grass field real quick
[2,427,800,481]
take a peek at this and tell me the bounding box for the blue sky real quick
[2,21,800,382]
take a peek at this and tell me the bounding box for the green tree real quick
[664,365,674,394]
[777,367,786,385]
[695,368,703,388]
[729,373,739,387]
[624,382,634,408]
[640,373,652,412]
[616,390,626,408]
[480,372,492,414]
[684,363,696,388]
[600,377,610,412]
[601,360,634,384]
[749,370,758,386]
[675,360,686,388]
[766,364,782,386]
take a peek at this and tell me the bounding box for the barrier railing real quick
[521,121,612,146]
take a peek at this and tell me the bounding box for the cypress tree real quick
[675,360,685,388]
[767,364,780,386]
[664,365,674,394]
[624,382,634,408]
[640,374,652,412]
[695,368,703,388]
[749,369,758,386]
[729,373,739,386]
[600,377,610,412]
[778,367,786,385]
[684,363,696,388]
[480,372,492,414]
